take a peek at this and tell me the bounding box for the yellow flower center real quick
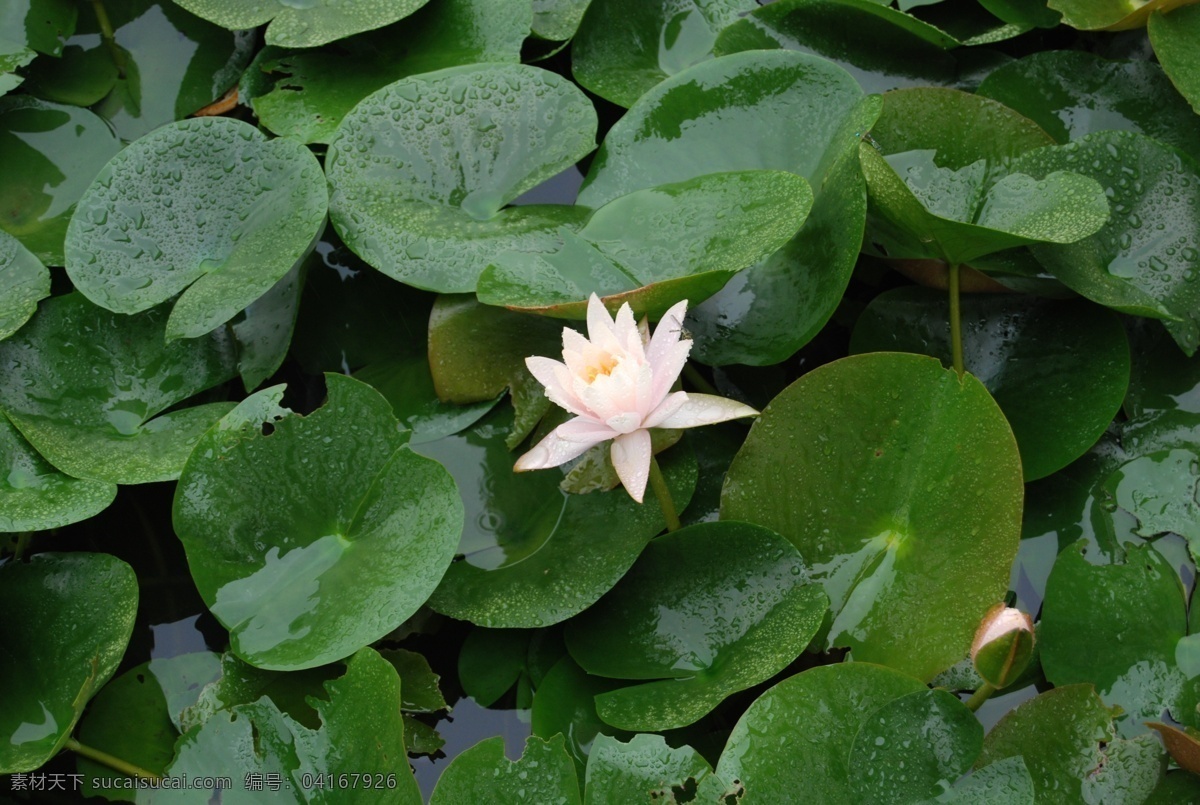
[583,353,619,383]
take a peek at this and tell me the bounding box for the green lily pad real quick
[66,116,327,341]
[533,0,593,39]
[1147,771,1200,803]
[935,757,1036,804]
[564,521,828,731]
[428,295,563,448]
[571,0,757,108]
[1041,540,1200,737]
[1150,5,1200,113]
[721,352,1024,681]
[1049,0,1191,30]
[584,734,714,805]
[416,404,696,628]
[231,262,304,392]
[174,0,434,48]
[380,649,447,713]
[531,656,630,776]
[458,627,532,707]
[327,63,597,294]
[357,355,498,445]
[714,0,960,94]
[579,49,878,365]
[715,663,929,802]
[976,51,1200,165]
[976,684,1166,804]
[0,0,75,58]
[174,375,464,670]
[0,552,137,773]
[849,689,984,803]
[0,228,48,340]
[1013,131,1200,355]
[431,734,580,805]
[0,293,238,484]
[180,652,340,734]
[849,289,1131,480]
[1104,449,1200,555]
[25,0,254,143]
[243,0,529,144]
[156,648,422,804]
[0,412,115,532]
[0,96,121,266]
[477,170,813,319]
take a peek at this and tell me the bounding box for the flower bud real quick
[970,604,1035,690]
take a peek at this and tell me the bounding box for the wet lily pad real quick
[0,0,75,94]
[231,262,304,392]
[458,627,532,707]
[714,0,960,94]
[1040,540,1200,737]
[565,521,828,731]
[173,375,464,670]
[180,652,341,734]
[66,116,327,341]
[0,412,115,532]
[242,0,529,144]
[0,552,137,773]
[0,228,49,340]
[935,757,1036,804]
[533,0,593,39]
[850,289,1131,480]
[1104,449,1200,555]
[1149,5,1200,113]
[0,293,238,484]
[579,50,878,365]
[715,663,928,802]
[25,0,254,143]
[356,355,498,445]
[0,96,121,266]
[327,63,597,293]
[976,51,1200,164]
[976,684,1166,804]
[477,170,813,319]
[430,735,580,805]
[175,0,433,48]
[156,648,422,804]
[1013,131,1200,355]
[1049,0,1190,30]
[531,656,630,775]
[721,352,1024,681]
[584,734,714,805]
[571,0,757,108]
[416,404,696,628]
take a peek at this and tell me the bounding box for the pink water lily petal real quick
[525,356,588,417]
[653,394,758,429]
[580,361,639,421]
[642,391,689,429]
[514,419,611,471]
[647,300,689,367]
[611,428,653,503]
[649,338,691,406]
[556,416,620,444]
[586,294,623,353]
[614,303,644,359]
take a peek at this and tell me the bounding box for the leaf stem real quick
[89,0,127,79]
[964,682,996,712]
[66,738,160,780]
[647,456,681,533]
[948,262,964,377]
[682,363,719,396]
[12,531,32,560]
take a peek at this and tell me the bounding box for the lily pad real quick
[156,648,422,804]
[1040,540,1200,737]
[477,170,813,319]
[25,0,255,143]
[458,627,532,707]
[1049,0,1192,30]
[180,652,340,734]
[0,0,75,58]
[1013,131,1200,355]
[714,0,960,94]
[173,375,464,670]
[0,552,137,773]
[416,404,696,628]
[721,352,1024,681]
[431,735,580,805]
[241,0,529,144]
[533,0,593,40]
[0,227,49,340]
[1103,449,1200,556]
[427,295,563,448]
[356,355,498,445]
[1150,6,1200,113]
[0,293,238,484]
[174,0,434,48]
[976,684,1166,804]
[849,288,1131,480]
[935,757,1036,804]
[0,412,115,532]
[326,63,597,293]
[584,734,714,805]
[715,663,929,802]
[976,51,1200,164]
[564,521,828,731]
[66,116,327,341]
[231,262,304,392]
[531,656,631,775]
[571,0,757,108]
[0,96,122,266]
[579,49,878,365]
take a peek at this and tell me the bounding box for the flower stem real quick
[647,456,681,533]
[948,262,964,377]
[964,682,996,712]
[12,531,31,560]
[682,363,719,396]
[90,0,127,79]
[66,738,160,780]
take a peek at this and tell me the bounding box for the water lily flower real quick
[515,294,757,503]
[970,605,1034,659]
[970,604,1035,691]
